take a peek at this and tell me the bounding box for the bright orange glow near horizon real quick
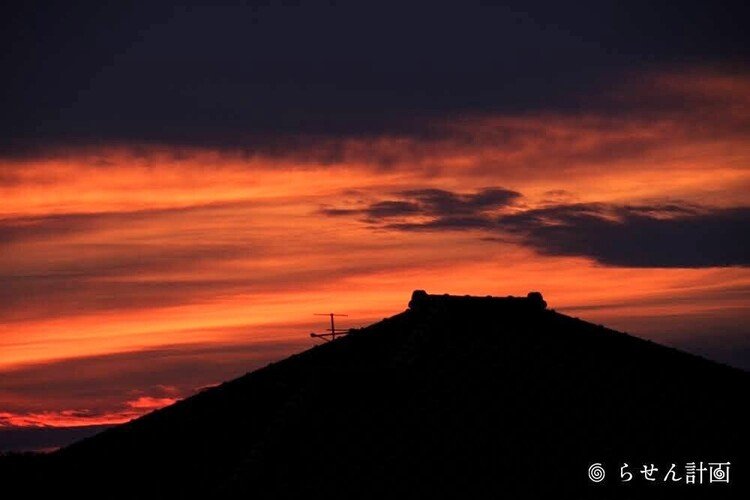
[1,69,749,429]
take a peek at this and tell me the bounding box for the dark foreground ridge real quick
[2,291,748,499]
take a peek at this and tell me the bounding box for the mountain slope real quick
[4,291,749,498]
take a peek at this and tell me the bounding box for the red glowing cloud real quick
[1,69,748,430]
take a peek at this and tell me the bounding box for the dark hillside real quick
[3,291,748,498]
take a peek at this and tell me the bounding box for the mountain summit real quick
[4,291,748,498]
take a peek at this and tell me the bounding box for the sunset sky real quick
[1,2,748,440]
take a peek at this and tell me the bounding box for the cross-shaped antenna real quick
[310,313,349,342]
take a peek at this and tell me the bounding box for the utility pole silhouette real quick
[310,313,349,342]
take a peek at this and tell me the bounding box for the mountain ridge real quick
[3,290,748,498]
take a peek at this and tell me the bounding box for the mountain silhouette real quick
[2,290,748,499]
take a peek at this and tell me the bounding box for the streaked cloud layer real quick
[1,2,748,436]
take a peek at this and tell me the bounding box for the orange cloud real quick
[0,394,178,428]
[0,68,748,428]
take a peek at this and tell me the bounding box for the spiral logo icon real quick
[712,468,726,480]
[588,463,605,483]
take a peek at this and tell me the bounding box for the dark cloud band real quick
[323,189,750,268]
[500,204,750,268]
[2,1,747,157]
